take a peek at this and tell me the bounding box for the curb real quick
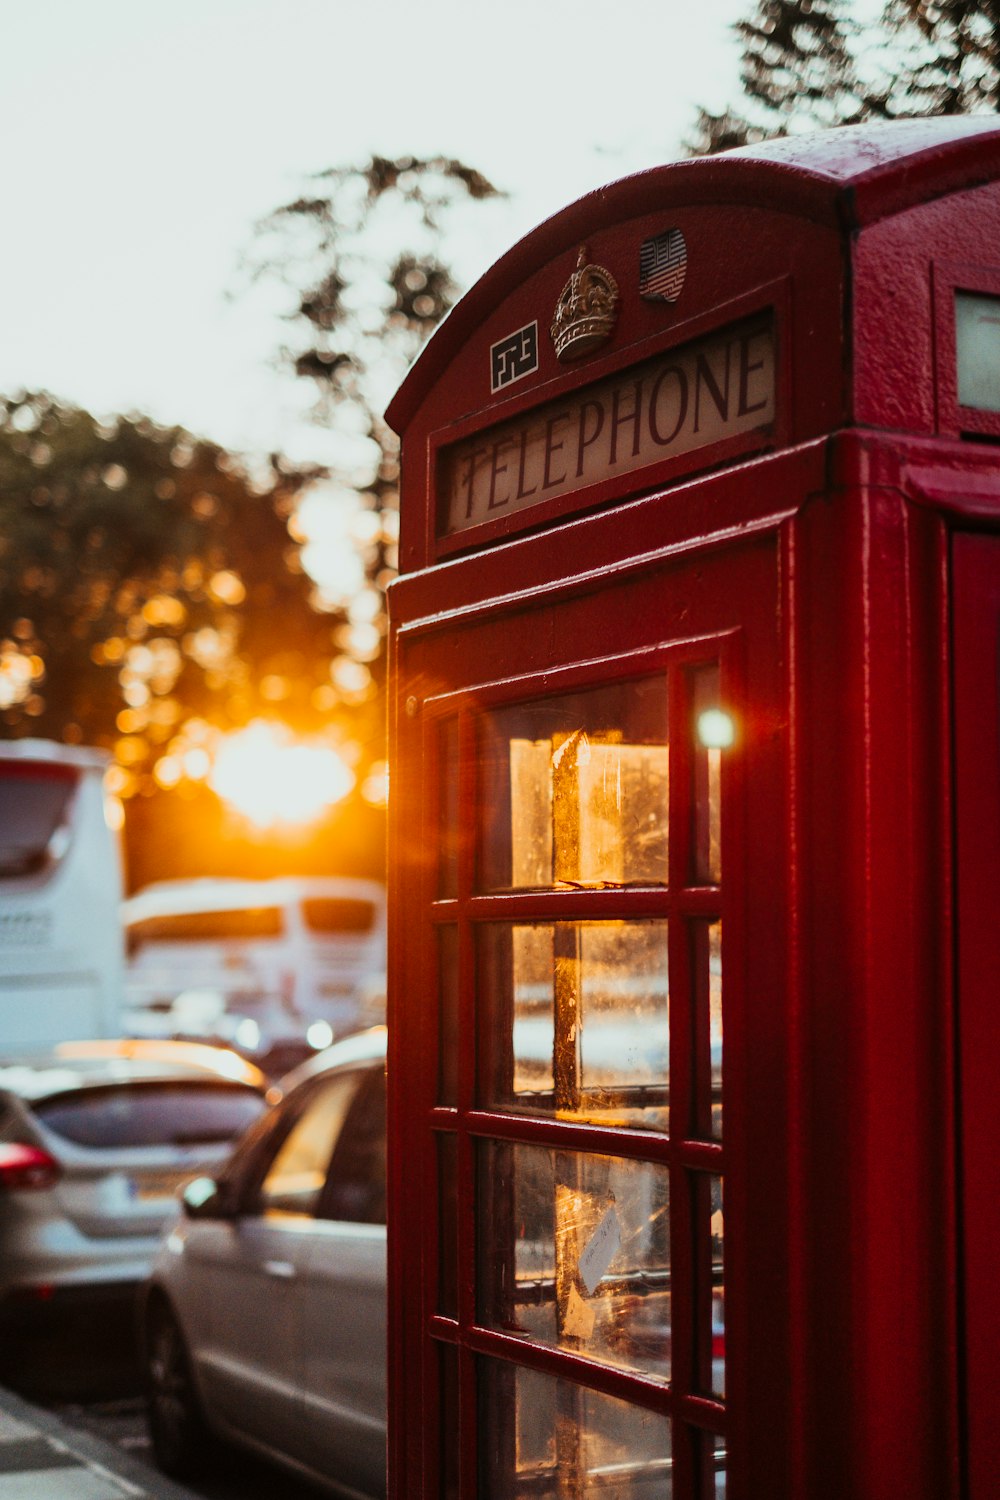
[0,1384,199,1500]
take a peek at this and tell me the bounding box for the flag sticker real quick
[639,229,687,303]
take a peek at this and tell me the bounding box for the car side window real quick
[255,1073,365,1219]
[317,1067,386,1225]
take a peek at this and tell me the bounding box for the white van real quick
[0,741,124,1051]
[121,876,386,1070]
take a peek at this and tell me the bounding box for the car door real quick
[190,1070,367,1460]
[297,1065,387,1496]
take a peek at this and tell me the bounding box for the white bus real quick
[121,876,386,1069]
[0,740,125,1051]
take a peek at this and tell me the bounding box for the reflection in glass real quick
[692,921,723,1139]
[692,665,723,886]
[479,679,668,891]
[438,925,459,1107]
[713,1432,727,1498]
[479,1358,672,1499]
[709,922,722,1139]
[693,1174,725,1401]
[711,1176,725,1400]
[477,1140,671,1383]
[478,922,668,1131]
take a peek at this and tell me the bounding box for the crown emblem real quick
[550,247,619,362]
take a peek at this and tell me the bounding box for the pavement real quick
[0,1383,198,1500]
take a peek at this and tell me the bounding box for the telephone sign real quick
[386,117,1000,1500]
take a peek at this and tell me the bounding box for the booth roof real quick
[386,116,1000,436]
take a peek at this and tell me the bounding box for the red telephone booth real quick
[384,118,1000,1500]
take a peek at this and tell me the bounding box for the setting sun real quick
[208,721,355,828]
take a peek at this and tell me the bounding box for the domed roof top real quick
[388,118,1000,433]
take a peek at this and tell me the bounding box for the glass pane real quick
[694,1174,725,1400]
[477,1140,671,1383]
[692,921,723,1140]
[437,1132,458,1319]
[438,925,459,1107]
[439,717,460,898]
[0,764,77,876]
[711,1177,725,1400]
[478,921,668,1131]
[692,665,727,886]
[479,679,668,891]
[709,923,722,1140]
[712,1432,727,1498]
[956,291,1000,412]
[479,1358,672,1499]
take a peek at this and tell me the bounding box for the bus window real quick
[0,763,78,877]
[301,898,375,934]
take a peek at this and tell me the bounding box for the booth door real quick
[393,540,789,1500]
[952,532,1000,1500]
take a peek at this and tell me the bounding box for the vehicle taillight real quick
[0,1143,61,1190]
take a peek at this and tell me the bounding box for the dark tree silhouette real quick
[0,392,332,792]
[688,0,1000,156]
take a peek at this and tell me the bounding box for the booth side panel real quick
[952,531,1000,1500]
[794,470,957,1499]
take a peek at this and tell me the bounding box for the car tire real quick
[145,1301,210,1478]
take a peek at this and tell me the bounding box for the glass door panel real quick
[477,1139,671,1382]
[478,920,669,1130]
[478,1359,673,1500]
[478,678,668,891]
[423,646,732,1499]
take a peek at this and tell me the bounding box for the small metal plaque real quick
[956,291,1000,412]
[490,321,539,393]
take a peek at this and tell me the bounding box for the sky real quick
[0,1,750,471]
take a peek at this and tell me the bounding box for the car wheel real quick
[145,1302,209,1478]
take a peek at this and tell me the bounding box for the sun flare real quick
[208,721,355,828]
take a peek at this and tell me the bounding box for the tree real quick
[687,0,1000,156]
[245,154,502,629]
[0,392,347,796]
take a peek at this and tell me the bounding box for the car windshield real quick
[32,1081,265,1149]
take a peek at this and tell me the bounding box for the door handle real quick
[263,1259,295,1279]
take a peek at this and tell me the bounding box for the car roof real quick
[272,1025,387,1099]
[0,1039,267,1102]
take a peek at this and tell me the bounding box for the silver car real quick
[0,1039,268,1342]
[141,1025,387,1499]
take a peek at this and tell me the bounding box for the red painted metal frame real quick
[390,521,787,1498]
[386,120,1000,1500]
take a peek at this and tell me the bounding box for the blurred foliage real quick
[0,157,501,884]
[687,0,1000,155]
[0,392,378,792]
[248,151,502,536]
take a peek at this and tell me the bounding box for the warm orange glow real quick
[208,720,355,828]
